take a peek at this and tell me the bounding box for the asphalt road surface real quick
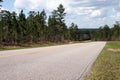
[0,42,106,80]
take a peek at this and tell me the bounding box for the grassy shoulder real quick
[0,41,84,51]
[86,41,120,80]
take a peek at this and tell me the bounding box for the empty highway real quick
[0,42,106,80]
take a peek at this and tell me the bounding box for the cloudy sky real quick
[1,0,120,28]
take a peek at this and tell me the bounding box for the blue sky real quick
[2,0,14,11]
[1,0,120,28]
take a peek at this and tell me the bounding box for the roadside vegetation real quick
[0,4,86,47]
[93,22,120,41]
[0,1,93,49]
[0,0,120,49]
[86,41,120,80]
[0,41,81,51]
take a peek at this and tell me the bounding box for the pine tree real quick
[26,11,36,43]
[49,4,67,42]
[69,23,79,41]
[111,22,120,40]
[11,11,18,44]
[18,10,26,43]
[1,11,12,44]
[39,10,47,42]
[34,10,47,42]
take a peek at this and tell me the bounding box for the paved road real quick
[0,42,106,80]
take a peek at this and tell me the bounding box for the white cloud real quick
[112,12,120,20]
[13,0,120,28]
[14,0,120,17]
[0,7,9,12]
[116,13,120,18]
[90,10,101,17]
[14,0,71,12]
[46,0,68,11]
[14,0,46,11]
[74,7,94,15]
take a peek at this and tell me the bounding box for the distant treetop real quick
[0,0,3,2]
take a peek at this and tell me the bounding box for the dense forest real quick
[0,4,84,46]
[93,22,120,41]
[0,2,120,46]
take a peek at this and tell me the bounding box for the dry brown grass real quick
[86,41,120,80]
[107,48,120,52]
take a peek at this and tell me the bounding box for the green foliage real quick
[18,10,27,43]
[48,4,67,42]
[0,4,120,46]
[0,4,81,46]
[93,22,120,41]
[69,23,80,41]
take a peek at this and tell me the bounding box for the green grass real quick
[86,41,120,80]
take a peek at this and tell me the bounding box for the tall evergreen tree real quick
[26,11,36,43]
[39,10,47,41]
[48,16,56,42]
[34,10,47,42]
[18,10,26,43]
[111,21,120,40]
[49,4,67,42]
[69,23,79,41]
[103,25,110,40]
[11,11,18,44]
[2,11,12,44]
[0,15,2,44]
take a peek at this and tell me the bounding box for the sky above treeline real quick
[1,0,120,28]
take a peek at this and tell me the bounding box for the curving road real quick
[0,42,106,80]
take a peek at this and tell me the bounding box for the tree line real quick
[0,4,82,46]
[0,2,120,46]
[93,21,120,41]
